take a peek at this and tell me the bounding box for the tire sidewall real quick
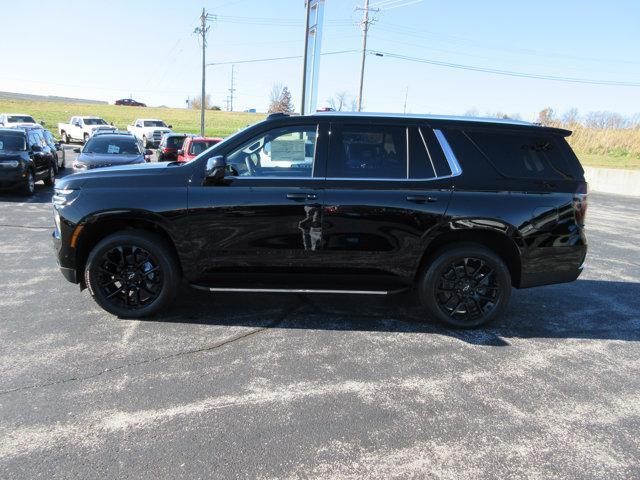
[85,231,179,318]
[419,245,511,328]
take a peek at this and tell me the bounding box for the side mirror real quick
[31,145,42,153]
[73,147,81,153]
[110,122,114,126]
[39,120,45,126]
[206,155,227,182]
[168,125,173,129]
[177,149,184,156]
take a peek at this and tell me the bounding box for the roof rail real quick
[266,112,290,120]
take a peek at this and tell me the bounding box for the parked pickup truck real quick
[127,119,172,148]
[58,116,116,144]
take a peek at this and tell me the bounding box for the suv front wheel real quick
[419,244,511,328]
[84,230,180,318]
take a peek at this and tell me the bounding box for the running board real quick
[190,284,407,295]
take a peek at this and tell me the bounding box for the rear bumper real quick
[518,245,587,289]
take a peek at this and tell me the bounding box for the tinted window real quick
[189,140,220,156]
[8,115,35,123]
[83,136,140,154]
[144,120,166,127]
[328,125,406,179]
[227,125,317,178]
[84,118,107,125]
[409,127,453,179]
[467,131,564,180]
[166,136,185,148]
[0,132,26,150]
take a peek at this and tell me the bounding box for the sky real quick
[1,0,639,121]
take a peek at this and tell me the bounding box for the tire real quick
[84,230,180,318]
[59,151,66,169]
[43,162,55,186]
[62,132,69,144]
[83,133,89,144]
[20,169,35,196]
[418,244,511,328]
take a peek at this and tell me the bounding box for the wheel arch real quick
[416,221,524,288]
[74,211,183,287]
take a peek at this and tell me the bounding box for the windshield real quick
[189,140,220,156]
[166,136,185,148]
[8,115,35,124]
[143,120,167,127]
[83,136,141,155]
[0,132,26,151]
[84,118,108,125]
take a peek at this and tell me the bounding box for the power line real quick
[370,50,640,87]
[206,49,358,67]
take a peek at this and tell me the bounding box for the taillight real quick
[162,147,170,153]
[573,182,588,227]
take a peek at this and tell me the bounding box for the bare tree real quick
[191,94,211,110]
[561,108,580,126]
[268,84,294,114]
[584,111,627,129]
[537,107,556,126]
[464,107,479,117]
[327,91,354,112]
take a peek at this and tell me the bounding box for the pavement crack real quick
[0,224,51,230]
[0,304,301,397]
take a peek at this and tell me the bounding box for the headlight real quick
[53,187,79,206]
[0,160,20,168]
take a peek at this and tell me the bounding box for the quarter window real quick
[226,125,317,178]
[328,125,406,179]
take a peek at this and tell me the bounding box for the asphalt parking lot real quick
[1,160,639,478]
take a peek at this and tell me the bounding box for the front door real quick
[187,122,327,280]
[321,123,454,283]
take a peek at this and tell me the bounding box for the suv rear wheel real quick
[84,230,180,318]
[419,244,511,328]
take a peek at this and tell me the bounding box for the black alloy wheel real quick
[21,169,35,196]
[97,245,163,310]
[419,244,511,328]
[43,163,55,186]
[85,231,179,317]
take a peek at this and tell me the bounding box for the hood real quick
[77,153,144,168]
[58,161,181,189]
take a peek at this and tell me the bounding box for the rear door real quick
[321,122,455,281]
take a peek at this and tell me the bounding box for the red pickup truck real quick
[177,136,223,162]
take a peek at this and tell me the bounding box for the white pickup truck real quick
[58,116,116,144]
[127,119,173,148]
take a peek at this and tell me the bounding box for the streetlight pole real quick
[356,0,378,112]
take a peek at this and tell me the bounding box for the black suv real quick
[52,113,587,327]
[1,127,56,195]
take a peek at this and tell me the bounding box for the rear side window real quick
[0,132,26,150]
[328,125,406,179]
[409,127,453,179]
[466,130,566,180]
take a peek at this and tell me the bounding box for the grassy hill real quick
[0,98,265,138]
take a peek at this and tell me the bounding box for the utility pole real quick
[300,0,312,115]
[228,64,236,112]
[356,0,378,112]
[194,8,215,136]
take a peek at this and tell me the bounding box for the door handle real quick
[286,193,317,201]
[405,195,437,203]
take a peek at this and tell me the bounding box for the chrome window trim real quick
[433,129,463,176]
[418,127,438,178]
[405,127,410,179]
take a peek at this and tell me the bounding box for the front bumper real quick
[0,168,26,189]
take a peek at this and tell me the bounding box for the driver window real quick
[226,125,317,178]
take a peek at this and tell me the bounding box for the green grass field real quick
[2,98,638,169]
[0,98,265,138]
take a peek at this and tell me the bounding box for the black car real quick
[115,98,146,107]
[52,112,588,327]
[157,133,188,161]
[71,132,150,171]
[40,128,65,172]
[1,127,55,195]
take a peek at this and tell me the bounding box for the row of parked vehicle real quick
[0,111,225,195]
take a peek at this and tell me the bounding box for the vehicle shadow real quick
[149,279,640,346]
